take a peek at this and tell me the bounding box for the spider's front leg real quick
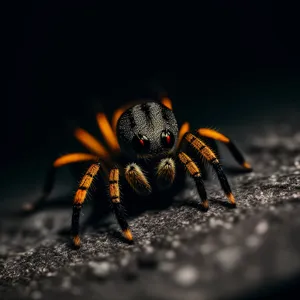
[183,132,236,206]
[178,152,209,209]
[72,162,101,248]
[109,167,134,242]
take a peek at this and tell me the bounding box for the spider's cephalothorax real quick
[117,102,179,160]
[23,97,253,248]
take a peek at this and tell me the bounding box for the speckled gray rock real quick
[1,122,300,300]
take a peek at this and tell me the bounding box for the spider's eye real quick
[132,134,150,154]
[161,129,175,148]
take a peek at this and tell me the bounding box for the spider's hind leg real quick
[22,153,98,213]
[197,128,252,171]
[194,134,220,180]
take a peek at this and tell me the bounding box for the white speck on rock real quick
[292,193,300,199]
[61,277,71,290]
[172,240,181,248]
[173,265,199,287]
[165,250,176,260]
[199,244,215,255]
[144,246,154,253]
[194,225,201,232]
[159,262,175,272]
[88,261,111,278]
[255,221,269,235]
[120,255,130,267]
[216,247,241,271]
[209,218,224,228]
[31,291,42,300]
[246,235,261,248]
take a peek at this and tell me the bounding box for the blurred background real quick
[1,1,300,208]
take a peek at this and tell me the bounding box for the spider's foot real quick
[227,193,236,206]
[200,200,209,211]
[72,235,81,249]
[227,193,237,207]
[242,162,253,171]
[123,229,134,243]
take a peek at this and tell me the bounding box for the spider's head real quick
[116,102,179,160]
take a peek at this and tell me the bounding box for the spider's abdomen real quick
[116,102,179,159]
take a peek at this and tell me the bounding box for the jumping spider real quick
[24,97,252,248]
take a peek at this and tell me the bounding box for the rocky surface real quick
[1,122,300,300]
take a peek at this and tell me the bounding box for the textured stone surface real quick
[1,122,300,300]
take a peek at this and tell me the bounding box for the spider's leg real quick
[112,108,127,133]
[176,122,190,149]
[72,162,101,248]
[96,113,120,153]
[178,151,209,209]
[197,128,252,171]
[109,167,134,242]
[195,134,220,180]
[156,158,176,190]
[184,132,236,205]
[125,163,152,196]
[161,97,172,110]
[22,153,99,212]
[74,127,111,160]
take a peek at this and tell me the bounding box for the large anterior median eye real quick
[161,129,175,148]
[132,134,150,154]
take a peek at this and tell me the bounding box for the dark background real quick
[2,1,300,188]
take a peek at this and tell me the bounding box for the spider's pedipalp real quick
[197,128,252,171]
[156,157,176,190]
[72,162,101,248]
[125,163,152,195]
[178,151,209,209]
[184,132,236,205]
[109,168,133,242]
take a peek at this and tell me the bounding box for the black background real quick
[3,1,300,171]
